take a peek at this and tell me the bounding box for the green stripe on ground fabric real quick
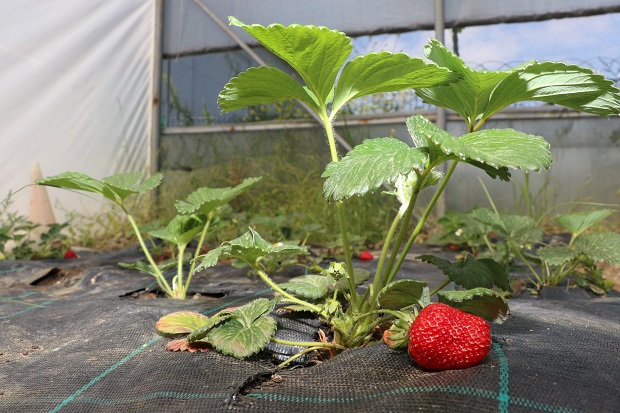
[0,300,56,319]
[47,336,163,413]
[493,342,510,413]
[47,289,270,413]
[247,343,583,413]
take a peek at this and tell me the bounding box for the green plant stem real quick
[322,112,359,310]
[362,314,397,335]
[361,211,403,307]
[175,244,187,299]
[125,212,174,297]
[276,346,326,368]
[272,339,344,368]
[347,309,409,345]
[255,269,324,314]
[337,201,359,307]
[375,212,403,282]
[512,247,543,288]
[550,260,580,286]
[478,177,500,215]
[386,161,459,286]
[186,216,213,292]
[429,278,452,297]
[522,172,534,217]
[482,234,496,255]
[271,336,346,350]
[379,175,423,292]
[351,308,404,323]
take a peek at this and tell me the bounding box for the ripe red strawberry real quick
[408,303,491,371]
[64,249,78,259]
[359,250,373,261]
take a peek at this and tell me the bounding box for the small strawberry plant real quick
[0,192,71,260]
[36,172,262,299]
[526,209,620,292]
[434,206,620,293]
[155,17,620,369]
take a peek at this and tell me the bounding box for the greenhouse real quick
[1,1,619,412]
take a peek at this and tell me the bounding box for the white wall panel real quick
[0,0,156,220]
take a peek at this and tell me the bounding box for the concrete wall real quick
[160,107,620,214]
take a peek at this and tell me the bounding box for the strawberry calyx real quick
[382,314,415,349]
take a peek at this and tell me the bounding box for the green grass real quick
[157,149,399,249]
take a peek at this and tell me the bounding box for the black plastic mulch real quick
[0,246,618,413]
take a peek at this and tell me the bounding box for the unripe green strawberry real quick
[408,303,491,371]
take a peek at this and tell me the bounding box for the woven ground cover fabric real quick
[0,248,618,412]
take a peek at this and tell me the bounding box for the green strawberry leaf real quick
[333,268,372,291]
[415,39,516,127]
[471,209,543,246]
[229,17,351,106]
[186,311,235,342]
[431,128,552,173]
[377,279,429,310]
[165,338,211,353]
[280,274,334,300]
[406,114,454,163]
[417,253,510,291]
[36,171,106,194]
[207,316,277,359]
[537,246,579,267]
[118,260,155,275]
[405,114,512,181]
[175,177,262,216]
[102,172,162,202]
[193,248,223,271]
[118,259,176,275]
[148,214,205,247]
[218,66,319,112]
[460,129,552,172]
[554,209,616,238]
[156,311,210,335]
[278,303,317,313]
[417,40,620,129]
[204,298,278,358]
[464,160,511,181]
[331,52,458,113]
[574,232,620,265]
[476,258,512,292]
[36,172,163,207]
[438,287,509,323]
[322,137,427,201]
[194,228,306,271]
[483,61,620,120]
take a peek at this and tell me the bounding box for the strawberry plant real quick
[35,172,262,299]
[0,191,71,260]
[156,17,620,369]
[526,209,620,292]
[433,206,620,293]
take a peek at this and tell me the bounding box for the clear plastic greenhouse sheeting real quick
[162,0,620,56]
[0,0,157,221]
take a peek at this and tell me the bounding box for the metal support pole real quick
[149,0,164,214]
[150,0,164,177]
[434,0,447,216]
